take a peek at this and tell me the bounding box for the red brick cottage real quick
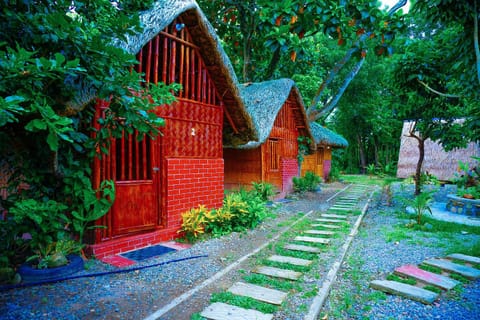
[224,79,314,198]
[89,0,255,258]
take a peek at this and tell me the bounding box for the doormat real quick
[120,245,177,262]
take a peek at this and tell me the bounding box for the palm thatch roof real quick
[397,121,480,181]
[225,78,314,150]
[309,122,348,148]
[113,0,256,145]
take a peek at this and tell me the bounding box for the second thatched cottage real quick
[224,79,314,197]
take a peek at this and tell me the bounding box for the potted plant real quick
[453,157,480,199]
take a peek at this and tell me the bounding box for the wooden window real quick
[114,131,152,181]
[268,139,279,171]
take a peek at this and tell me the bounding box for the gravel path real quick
[321,184,480,320]
[1,182,479,320]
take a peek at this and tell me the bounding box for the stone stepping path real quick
[423,258,480,279]
[370,280,438,304]
[200,184,370,319]
[253,266,303,280]
[267,255,312,266]
[294,236,330,244]
[228,282,288,305]
[200,302,273,320]
[394,265,459,290]
[304,229,335,236]
[370,254,479,304]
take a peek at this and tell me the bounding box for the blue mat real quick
[120,245,176,262]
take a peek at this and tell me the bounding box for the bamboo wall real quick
[224,148,262,190]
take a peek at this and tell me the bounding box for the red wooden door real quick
[265,138,282,190]
[110,131,160,236]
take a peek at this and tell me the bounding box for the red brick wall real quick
[164,158,224,229]
[281,157,299,196]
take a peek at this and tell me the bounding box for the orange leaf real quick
[338,38,345,46]
[361,50,367,58]
[290,15,298,24]
[290,50,297,62]
[275,15,283,26]
[356,28,365,36]
[348,19,356,27]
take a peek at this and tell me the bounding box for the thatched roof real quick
[309,122,348,148]
[397,121,480,181]
[113,0,256,145]
[226,78,314,150]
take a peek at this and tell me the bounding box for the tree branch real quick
[416,79,461,98]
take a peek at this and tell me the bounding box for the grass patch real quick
[243,273,300,292]
[423,285,442,294]
[449,273,469,283]
[381,226,411,243]
[275,246,318,260]
[339,174,400,186]
[386,274,417,285]
[419,264,442,274]
[262,259,310,273]
[210,292,278,314]
[302,287,318,298]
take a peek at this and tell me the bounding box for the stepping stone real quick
[315,218,345,223]
[304,229,335,236]
[447,253,480,265]
[329,207,353,212]
[268,255,313,267]
[321,213,348,219]
[253,266,302,280]
[370,280,438,305]
[200,302,273,320]
[423,259,480,279]
[228,282,288,305]
[311,223,341,229]
[294,236,330,244]
[394,265,460,290]
[284,243,321,253]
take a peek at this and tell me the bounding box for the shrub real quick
[252,181,275,201]
[293,171,321,193]
[178,205,209,241]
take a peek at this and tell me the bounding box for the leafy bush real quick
[252,181,275,201]
[179,189,269,241]
[454,157,480,199]
[293,171,321,193]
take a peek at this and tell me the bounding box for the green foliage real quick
[297,135,312,165]
[27,239,82,269]
[453,157,480,199]
[293,171,321,193]
[401,190,435,225]
[251,181,275,201]
[180,189,269,241]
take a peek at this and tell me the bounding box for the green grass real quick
[243,273,300,292]
[339,174,400,187]
[419,264,442,274]
[210,292,278,314]
[423,285,442,294]
[386,274,417,285]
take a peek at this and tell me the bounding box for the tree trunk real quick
[414,137,425,196]
[311,57,366,121]
[357,133,367,174]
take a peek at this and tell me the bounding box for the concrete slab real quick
[311,223,341,229]
[284,243,321,253]
[253,266,302,280]
[315,218,345,223]
[228,282,288,305]
[423,258,480,279]
[321,214,348,219]
[370,280,438,304]
[294,236,330,244]
[304,230,335,236]
[447,253,480,265]
[394,264,460,290]
[200,302,273,320]
[268,255,313,266]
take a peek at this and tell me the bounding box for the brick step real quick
[394,265,460,290]
[267,255,313,266]
[253,265,302,280]
[228,282,288,305]
[423,258,480,279]
[294,236,330,244]
[284,243,321,253]
[200,302,273,320]
[447,253,480,265]
[370,280,438,305]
